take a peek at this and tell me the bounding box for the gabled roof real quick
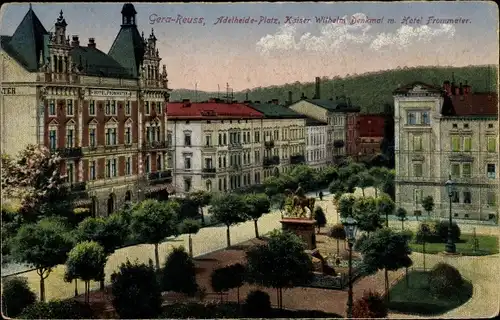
[393,81,443,94]
[443,93,498,117]
[168,101,264,119]
[303,98,361,113]
[304,116,327,126]
[108,27,145,78]
[246,102,307,119]
[1,7,48,71]
[71,46,133,78]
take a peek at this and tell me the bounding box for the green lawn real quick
[387,270,473,315]
[409,234,499,256]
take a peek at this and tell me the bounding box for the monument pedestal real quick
[280,218,316,250]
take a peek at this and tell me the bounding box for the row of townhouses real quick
[394,81,499,221]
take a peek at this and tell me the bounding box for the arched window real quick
[107,194,115,216]
[206,180,212,192]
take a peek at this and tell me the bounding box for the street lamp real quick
[343,216,358,319]
[445,175,457,254]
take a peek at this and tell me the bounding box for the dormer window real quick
[488,123,494,129]
[452,123,458,128]
[464,123,469,129]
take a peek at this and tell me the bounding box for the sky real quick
[0,2,498,91]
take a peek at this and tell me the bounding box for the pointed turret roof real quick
[1,6,48,71]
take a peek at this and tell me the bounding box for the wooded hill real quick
[170,65,498,114]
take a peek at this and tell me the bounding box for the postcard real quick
[1,2,498,319]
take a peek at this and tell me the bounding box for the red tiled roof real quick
[357,115,385,137]
[166,100,264,119]
[447,93,498,117]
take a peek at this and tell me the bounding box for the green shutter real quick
[451,136,460,152]
[488,137,496,153]
[462,163,471,177]
[451,164,460,177]
[463,137,472,151]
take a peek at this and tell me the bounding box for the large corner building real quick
[1,3,172,216]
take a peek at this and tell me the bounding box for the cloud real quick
[370,24,456,51]
[256,13,456,55]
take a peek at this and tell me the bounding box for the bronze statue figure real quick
[284,184,315,219]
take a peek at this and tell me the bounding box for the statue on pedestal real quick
[284,184,316,219]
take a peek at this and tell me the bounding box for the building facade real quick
[304,117,328,170]
[1,4,171,216]
[356,114,386,159]
[394,81,498,221]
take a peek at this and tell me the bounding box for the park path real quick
[8,186,500,319]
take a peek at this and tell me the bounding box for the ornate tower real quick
[48,10,72,74]
[121,3,137,26]
[143,28,161,86]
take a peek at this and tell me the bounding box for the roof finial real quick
[59,10,63,18]
[29,3,32,10]
[151,28,154,35]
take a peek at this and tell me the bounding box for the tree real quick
[65,241,107,304]
[210,267,232,302]
[353,197,383,235]
[244,193,271,238]
[356,170,375,197]
[11,217,74,302]
[289,165,316,191]
[20,300,96,319]
[227,263,246,304]
[246,230,314,310]
[1,145,75,224]
[161,246,198,296]
[381,169,395,200]
[421,196,435,218]
[396,208,408,230]
[130,199,179,270]
[328,224,346,256]
[313,206,327,234]
[75,213,128,290]
[1,276,36,317]
[179,218,201,257]
[356,228,413,302]
[188,190,212,225]
[369,167,390,197]
[352,290,388,318]
[337,194,357,219]
[209,193,248,247]
[111,259,162,319]
[376,193,395,227]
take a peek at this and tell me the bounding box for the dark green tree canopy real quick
[209,193,248,226]
[179,218,201,235]
[76,214,127,255]
[161,246,198,296]
[130,199,179,245]
[65,241,107,282]
[245,193,271,220]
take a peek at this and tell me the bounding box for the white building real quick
[304,117,328,169]
[393,81,499,221]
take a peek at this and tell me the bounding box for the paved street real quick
[6,187,500,319]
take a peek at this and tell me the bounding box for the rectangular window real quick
[218,133,222,146]
[414,189,423,205]
[157,155,162,171]
[205,135,211,146]
[111,101,117,115]
[66,128,74,148]
[487,191,496,206]
[49,129,57,149]
[105,100,111,115]
[49,100,56,116]
[145,156,150,173]
[462,163,471,177]
[67,162,74,183]
[184,178,192,193]
[125,101,131,116]
[451,136,460,152]
[451,163,460,178]
[167,132,172,146]
[89,160,96,180]
[255,131,260,143]
[156,126,161,142]
[413,136,422,151]
[184,134,191,146]
[125,127,132,145]
[451,191,459,203]
[407,111,416,125]
[487,137,496,153]
[413,163,423,177]
[463,137,472,152]
[105,159,111,178]
[66,100,73,116]
[145,101,150,115]
[487,164,496,179]
[89,128,96,147]
[124,157,131,175]
[89,100,95,116]
[184,157,191,169]
[111,159,117,177]
[223,133,227,145]
[421,111,430,125]
[463,191,471,204]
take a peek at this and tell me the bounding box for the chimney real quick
[271,99,279,105]
[314,76,320,99]
[288,91,293,104]
[71,35,80,47]
[443,81,451,96]
[88,38,96,48]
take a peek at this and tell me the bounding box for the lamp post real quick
[343,216,358,319]
[445,175,456,254]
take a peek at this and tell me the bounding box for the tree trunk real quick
[254,219,259,238]
[154,243,160,270]
[401,220,404,230]
[386,214,389,227]
[362,188,365,197]
[375,188,378,197]
[237,287,240,304]
[200,206,205,226]
[226,225,231,247]
[39,272,45,302]
[276,288,280,310]
[336,239,340,256]
[74,279,78,297]
[100,278,105,291]
[384,269,390,302]
[423,242,426,272]
[188,234,193,258]
[279,288,284,310]
[405,267,409,288]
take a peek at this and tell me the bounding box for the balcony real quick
[147,170,172,185]
[263,156,280,167]
[53,147,83,158]
[202,167,216,178]
[142,141,169,151]
[264,141,275,149]
[290,154,306,165]
[202,144,217,152]
[69,181,87,192]
[229,164,242,171]
[228,142,243,150]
